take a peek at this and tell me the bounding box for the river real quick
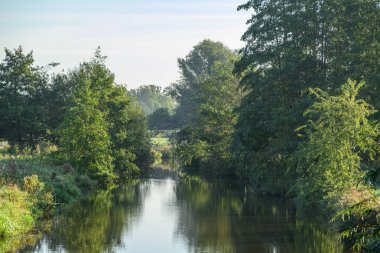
[16,169,345,253]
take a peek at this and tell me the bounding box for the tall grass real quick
[0,156,95,204]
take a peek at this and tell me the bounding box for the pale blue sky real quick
[0,0,250,89]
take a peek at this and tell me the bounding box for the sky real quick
[0,0,251,89]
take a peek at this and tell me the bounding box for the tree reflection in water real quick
[21,180,149,253]
[174,175,345,253]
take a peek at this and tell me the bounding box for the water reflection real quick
[16,175,345,253]
[174,176,344,253]
[174,176,241,253]
[20,181,148,253]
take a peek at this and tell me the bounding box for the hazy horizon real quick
[0,0,250,89]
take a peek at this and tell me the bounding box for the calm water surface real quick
[17,172,345,253]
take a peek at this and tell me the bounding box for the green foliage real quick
[0,156,85,205]
[0,46,153,182]
[23,175,55,218]
[151,136,173,162]
[57,49,153,181]
[106,85,153,178]
[57,83,115,182]
[234,0,380,195]
[171,40,241,177]
[148,108,173,130]
[0,156,86,205]
[0,155,98,250]
[176,139,208,166]
[332,187,380,251]
[0,184,34,238]
[52,175,82,204]
[167,39,238,128]
[130,84,176,115]
[235,0,380,248]
[117,98,154,175]
[23,174,44,195]
[0,46,154,251]
[0,175,53,239]
[0,47,51,151]
[45,72,78,139]
[293,80,378,207]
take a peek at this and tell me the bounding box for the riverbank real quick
[0,153,97,252]
[0,132,164,252]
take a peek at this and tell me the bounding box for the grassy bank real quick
[0,156,96,204]
[0,152,96,252]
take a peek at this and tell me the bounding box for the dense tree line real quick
[0,47,52,152]
[0,47,153,183]
[234,0,380,196]
[168,1,380,250]
[233,5,380,247]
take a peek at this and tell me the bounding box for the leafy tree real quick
[0,47,50,152]
[57,48,153,181]
[173,40,241,177]
[292,80,378,207]
[130,85,176,115]
[120,99,153,173]
[167,39,238,128]
[148,108,172,130]
[234,0,380,194]
[57,83,115,182]
[106,85,153,178]
[44,72,78,141]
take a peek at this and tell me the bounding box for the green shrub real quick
[0,174,56,239]
[293,80,378,208]
[332,187,380,251]
[0,184,34,238]
[23,175,44,195]
[52,175,81,204]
